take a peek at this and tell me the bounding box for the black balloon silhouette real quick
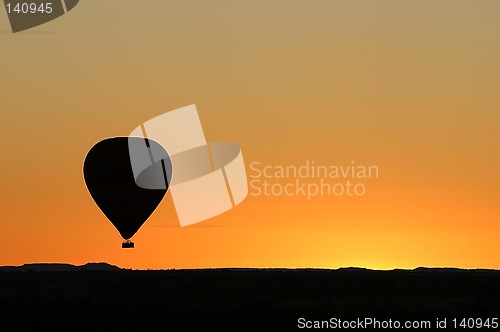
[83,137,171,248]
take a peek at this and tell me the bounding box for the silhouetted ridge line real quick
[0,262,120,272]
[0,264,499,273]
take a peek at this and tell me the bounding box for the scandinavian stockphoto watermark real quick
[4,1,80,33]
[249,160,379,199]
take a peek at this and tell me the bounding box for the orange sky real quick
[1,1,499,269]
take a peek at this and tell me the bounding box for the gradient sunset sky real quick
[1,1,499,270]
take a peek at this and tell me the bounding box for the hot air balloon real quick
[83,137,172,248]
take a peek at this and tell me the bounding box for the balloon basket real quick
[122,241,135,249]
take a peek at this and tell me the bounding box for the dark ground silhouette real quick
[1,265,499,331]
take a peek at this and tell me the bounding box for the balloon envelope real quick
[83,137,171,241]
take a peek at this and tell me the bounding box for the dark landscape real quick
[1,263,499,331]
